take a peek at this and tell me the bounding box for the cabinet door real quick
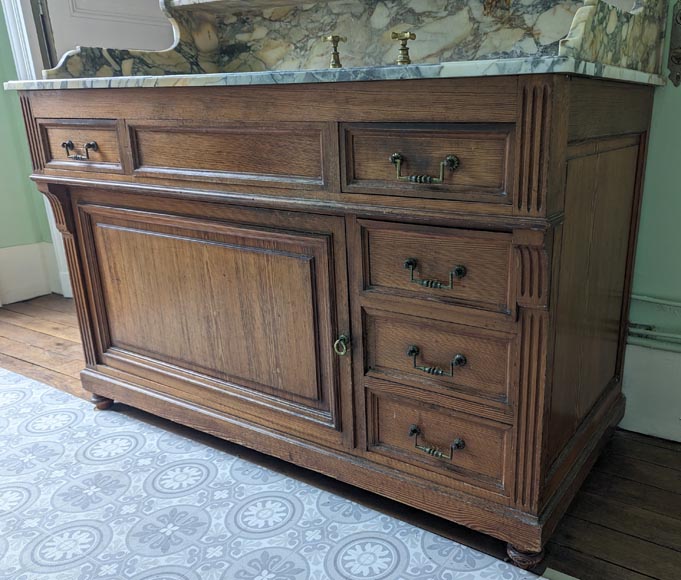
[77,199,351,448]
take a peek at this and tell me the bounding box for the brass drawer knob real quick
[408,424,465,460]
[390,152,460,184]
[404,258,467,289]
[61,140,98,161]
[334,334,350,356]
[407,345,467,377]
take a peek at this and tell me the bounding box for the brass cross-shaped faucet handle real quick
[323,35,347,68]
[391,31,416,65]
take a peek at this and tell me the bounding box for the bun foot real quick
[506,544,544,570]
[91,394,114,411]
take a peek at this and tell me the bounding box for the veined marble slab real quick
[4,56,665,91]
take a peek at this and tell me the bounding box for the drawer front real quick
[342,123,514,203]
[361,220,513,313]
[39,119,123,173]
[366,383,511,495]
[129,121,331,189]
[365,309,513,406]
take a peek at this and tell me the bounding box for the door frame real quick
[1,0,72,297]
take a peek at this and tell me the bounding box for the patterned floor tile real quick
[0,368,542,580]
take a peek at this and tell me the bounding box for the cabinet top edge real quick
[4,57,665,92]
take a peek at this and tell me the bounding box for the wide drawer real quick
[342,123,514,203]
[39,118,123,173]
[364,308,514,407]
[359,220,513,313]
[129,121,331,190]
[365,382,512,495]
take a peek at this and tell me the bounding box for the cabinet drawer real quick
[342,123,513,203]
[39,119,123,173]
[364,309,513,406]
[366,384,511,494]
[129,121,331,190]
[360,220,513,313]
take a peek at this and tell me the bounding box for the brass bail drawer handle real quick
[404,258,467,289]
[334,334,350,356]
[61,140,98,161]
[390,152,460,184]
[408,424,465,460]
[407,345,467,377]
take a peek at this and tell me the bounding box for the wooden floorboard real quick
[30,294,77,315]
[1,295,681,580]
[3,301,81,328]
[0,319,83,357]
[551,515,681,579]
[567,491,681,552]
[0,352,87,400]
[617,430,681,453]
[609,432,681,471]
[580,469,681,521]
[545,545,655,580]
[0,308,81,342]
[596,453,681,495]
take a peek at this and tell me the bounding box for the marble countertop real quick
[4,56,665,91]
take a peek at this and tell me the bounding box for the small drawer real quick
[129,121,330,190]
[342,123,514,203]
[39,119,123,173]
[366,384,511,494]
[364,309,514,406]
[360,220,513,313]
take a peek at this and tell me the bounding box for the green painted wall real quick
[629,2,681,340]
[0,8,51,250]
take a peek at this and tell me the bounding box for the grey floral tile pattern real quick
[0,368,542,580]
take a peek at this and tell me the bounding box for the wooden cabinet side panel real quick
[545,136,643,473]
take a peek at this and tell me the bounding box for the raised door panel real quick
[76,201,350,447]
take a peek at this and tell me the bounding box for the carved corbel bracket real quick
[36,182,75,237]
[36,181,97,367]
[513,229,551,310]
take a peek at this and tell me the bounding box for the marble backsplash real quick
[173,0,585,73]
[560,0,667,72]
[42,0,668,80]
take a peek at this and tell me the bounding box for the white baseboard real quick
[0,242,61,305]
[621,344,681,443]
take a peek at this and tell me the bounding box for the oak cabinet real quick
[18,74,653,569]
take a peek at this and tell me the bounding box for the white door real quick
[44,0,173,296]
[47,0,173,59]
[2,0,173,298]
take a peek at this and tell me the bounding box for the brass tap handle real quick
[391,31,416,65]
[406,345,467,377]
[390,152,460,184]
[403,258,467,289]
[323,35,347,69]
[408,424,465,460]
